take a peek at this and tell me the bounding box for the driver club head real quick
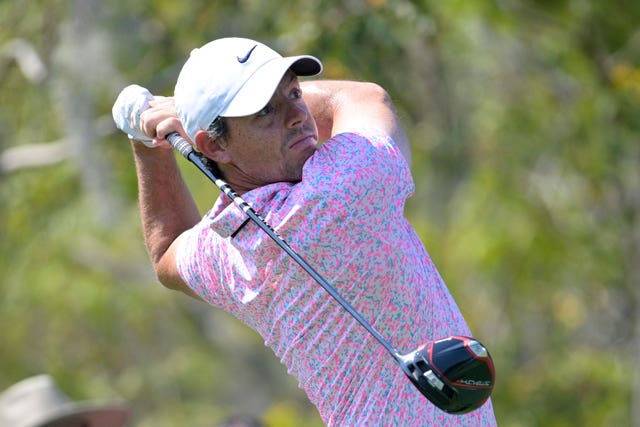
[398,336,495,414]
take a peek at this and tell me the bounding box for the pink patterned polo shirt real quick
[176,129,497,426]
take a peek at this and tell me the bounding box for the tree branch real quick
[0,140,70,173]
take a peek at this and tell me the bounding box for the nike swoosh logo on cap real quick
[237,45,258,63]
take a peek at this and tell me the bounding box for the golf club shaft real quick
[167,132,402,361]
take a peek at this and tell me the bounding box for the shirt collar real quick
[206,182,293,238]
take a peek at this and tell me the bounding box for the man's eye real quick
[290,88,302,99]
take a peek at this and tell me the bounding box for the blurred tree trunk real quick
[51,0,120,226]
[630,152,640,427]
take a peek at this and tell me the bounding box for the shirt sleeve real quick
[175,219,224,304]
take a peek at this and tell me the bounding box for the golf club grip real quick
[164,131,401,359]
[166,132,194,158]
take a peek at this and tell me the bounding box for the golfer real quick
[115,37,497,426]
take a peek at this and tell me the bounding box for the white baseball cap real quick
[174,37,323,142]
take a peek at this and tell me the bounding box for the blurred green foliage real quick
[1,0,639,426]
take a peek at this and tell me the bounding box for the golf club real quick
[114,85,495,414]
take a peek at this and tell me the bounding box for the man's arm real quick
[301,80,411,166]
[131,119,201,299]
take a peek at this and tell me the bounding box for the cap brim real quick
[221,55,322,118]
[19,402,129,427]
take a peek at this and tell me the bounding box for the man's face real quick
[220,71,319,188]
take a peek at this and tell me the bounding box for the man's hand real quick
[112,84,159,147]
[112,84,189,149]
[139,97,190,148]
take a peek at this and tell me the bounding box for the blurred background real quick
[1,0,638,426]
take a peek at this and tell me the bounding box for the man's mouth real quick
[289,133,316,150]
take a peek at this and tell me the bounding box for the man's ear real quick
[194,129,231,163]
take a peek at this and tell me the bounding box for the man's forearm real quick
[301,80,411,165]
[132,143,201,267]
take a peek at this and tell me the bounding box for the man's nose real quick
[286,100,308,128]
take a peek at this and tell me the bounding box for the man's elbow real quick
[157,268,201,300]
[153,252,201,300]
[156,267,181,291]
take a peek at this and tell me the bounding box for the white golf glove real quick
[112,84,165,148]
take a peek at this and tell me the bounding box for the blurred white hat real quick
[0,375,129,427]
